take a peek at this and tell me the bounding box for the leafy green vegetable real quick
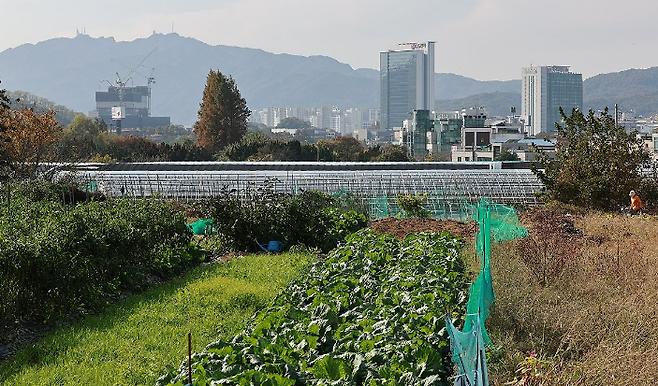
[159,229,469,385]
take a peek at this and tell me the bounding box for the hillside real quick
[584,67,658,115]
[436,91,521,117]
[435,73,520,100]
[2,33,657,126]
[0,33,518,126]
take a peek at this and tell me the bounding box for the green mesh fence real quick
[446,197,528,386]
[369,196,391,218]
[446,314,489,386]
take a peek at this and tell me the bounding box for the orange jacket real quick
[631,195,642,211]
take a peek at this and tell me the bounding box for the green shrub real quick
[0,185,200,326]
[396,193,432,219]
[200,187,367,253]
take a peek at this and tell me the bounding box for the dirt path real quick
[369,217,478,240]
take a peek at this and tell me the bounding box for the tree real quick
[531,107,652,211]
[194,70,250,154]
[157,140,212,161]
[0,81,9,111]
[0,103,62,178]
[277,117,311,130]
[56,114,106,161]
[333,136,364,161]
[217,131,272,161]
[104,135,161,162]
[374,145,412,162]
[494,149,521,161]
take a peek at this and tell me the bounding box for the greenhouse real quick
[65,161,544,218]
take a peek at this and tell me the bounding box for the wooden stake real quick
[188,332,192,385]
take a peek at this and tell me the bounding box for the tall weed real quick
[488,208,658,385]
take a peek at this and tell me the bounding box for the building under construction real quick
[90,85,170,132]
[90,48,171,133]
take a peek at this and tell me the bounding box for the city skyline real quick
[2,0,658,82]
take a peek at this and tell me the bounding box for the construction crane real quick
[112,47,158,115]
[114,47,157,88]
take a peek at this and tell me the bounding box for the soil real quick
[369,217,478,240]
[0,321,52,362]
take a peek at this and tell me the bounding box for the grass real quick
[487,208,658,385]
[0,251,316,386]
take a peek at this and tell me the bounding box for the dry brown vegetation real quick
[370,208,658,384]
[487,205,658,385]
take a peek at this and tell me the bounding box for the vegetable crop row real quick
[159,229,469,385]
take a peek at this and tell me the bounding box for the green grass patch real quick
[0,252,316,386]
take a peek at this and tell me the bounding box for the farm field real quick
[0,252,316,386]
[157,228,471,385]
[3,202,656,385]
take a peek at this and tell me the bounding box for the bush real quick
[199,187,368,253]
[396,193,432,219]
[0,183,201,325]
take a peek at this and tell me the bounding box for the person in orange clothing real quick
[629,190,642,216]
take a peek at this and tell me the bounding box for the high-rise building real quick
[521,65,583,136]
[380,42,435,130]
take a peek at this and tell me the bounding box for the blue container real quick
[266,240,281,252]
[258,240,281,252]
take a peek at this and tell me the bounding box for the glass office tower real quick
[521,65,583,136]
[380,42,435,130]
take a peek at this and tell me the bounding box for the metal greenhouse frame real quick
[64,161,544,216]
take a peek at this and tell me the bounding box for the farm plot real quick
[158,228,470,385]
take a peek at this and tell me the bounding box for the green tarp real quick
[186,219,214,235]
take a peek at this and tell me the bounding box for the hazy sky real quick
[2,0,656,81]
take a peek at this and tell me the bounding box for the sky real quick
[1,0,657,81]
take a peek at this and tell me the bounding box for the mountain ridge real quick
[0,33,656,126]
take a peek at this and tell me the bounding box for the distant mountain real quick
[584,67,658,115]
[435,92,521,117]
[1,33,655,127]
[0,33,521,126]
[435,74,520,100]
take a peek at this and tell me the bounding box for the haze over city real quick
[2,0,657,81]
